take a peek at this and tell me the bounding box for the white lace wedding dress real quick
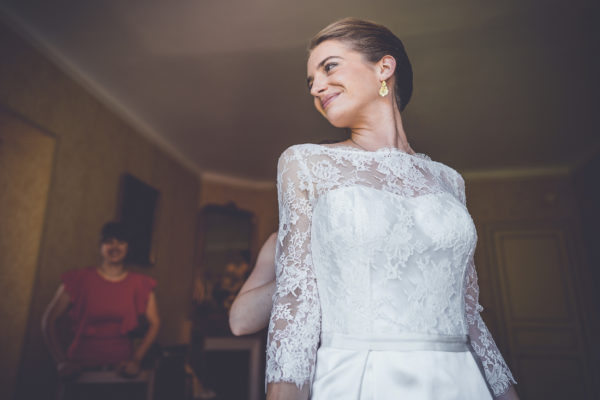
[266,144,517,399]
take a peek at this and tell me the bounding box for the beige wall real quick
[0,110,56,400]
[572,153,600,391]
[0,22,199,399]
[464,174,598,399]
[464,174,576,338]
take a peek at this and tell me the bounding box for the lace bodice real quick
[266,144,516,397]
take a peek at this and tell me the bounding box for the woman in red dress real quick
[42,222,160,378]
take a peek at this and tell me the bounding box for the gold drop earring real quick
[379,80,389,97]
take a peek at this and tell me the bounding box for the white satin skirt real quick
[311,333,493,400]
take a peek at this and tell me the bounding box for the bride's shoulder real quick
[280,143,325,155]
[278,143,331,164]
[433,160,464,182]
[428,160,466,202]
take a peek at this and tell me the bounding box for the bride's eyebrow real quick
[307,56,343,88]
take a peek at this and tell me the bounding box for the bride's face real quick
[307,40,381,128]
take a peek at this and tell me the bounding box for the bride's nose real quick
[310,74,327,97]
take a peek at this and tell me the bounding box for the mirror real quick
[194,202,255,335]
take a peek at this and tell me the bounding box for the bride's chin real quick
[329,120,348,128]
[323,110,352,128]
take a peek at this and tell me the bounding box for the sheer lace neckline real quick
[308,143,431,161]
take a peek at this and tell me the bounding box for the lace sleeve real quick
[457,176,517,398]
[465,257,517,398]
[265,146,321,392]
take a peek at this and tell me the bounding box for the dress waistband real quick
[321,333,469,352]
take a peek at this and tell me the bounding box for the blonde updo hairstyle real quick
[309,18,413,112]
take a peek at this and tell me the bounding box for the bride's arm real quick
[465,256,519,399]
[455,174,518,399]
[229,232,277,336]
[266,146,321,400]
[496,385,520,399]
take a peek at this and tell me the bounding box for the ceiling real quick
[1,0,598,182]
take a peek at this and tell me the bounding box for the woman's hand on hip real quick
[117,359,141,377]
[57,360,81,379]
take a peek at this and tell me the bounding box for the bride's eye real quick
[324,62,338,73]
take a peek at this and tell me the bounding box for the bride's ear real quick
[377,55,396,81]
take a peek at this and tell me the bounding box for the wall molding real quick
[201,171,275,190]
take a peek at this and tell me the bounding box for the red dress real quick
[61,267,156,366]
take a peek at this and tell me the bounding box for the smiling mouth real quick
[321,93,340,109]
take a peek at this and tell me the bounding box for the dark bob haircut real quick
[100,221,130,244]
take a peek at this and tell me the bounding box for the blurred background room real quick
[0,1,598,399]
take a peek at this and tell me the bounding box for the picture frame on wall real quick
[117,173,160,266]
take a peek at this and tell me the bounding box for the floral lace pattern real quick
[266,144,516,397]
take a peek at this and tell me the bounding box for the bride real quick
[236,18,519,400]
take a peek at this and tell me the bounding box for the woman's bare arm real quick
[119,292,160,375]
[229,232,277,336]
[267,382,310,400]
[133,292,160,362]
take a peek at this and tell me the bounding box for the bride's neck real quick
[349,100,412,152]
